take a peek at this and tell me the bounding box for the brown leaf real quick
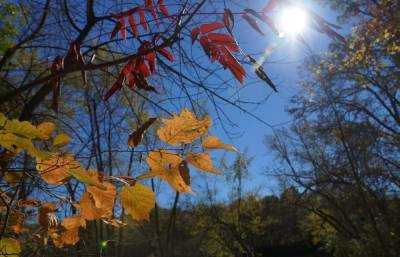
[17,199,40,207]
[39,202,57,229]
[128,117,157,147]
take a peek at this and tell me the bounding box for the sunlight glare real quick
[279,7,307,38]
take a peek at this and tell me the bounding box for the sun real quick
[279,7,307,37]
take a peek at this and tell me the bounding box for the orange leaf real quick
[62,214,86,230]
[202,136,237,152]
[87,182,116,219]
[186,152,220,174]
[147,150,192,193]
[157,108,211,146]
[36,154,75,185]
[77,192,107,220]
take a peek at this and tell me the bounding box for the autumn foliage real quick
[0,0,346,255]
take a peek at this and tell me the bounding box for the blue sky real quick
[188,0,344,201]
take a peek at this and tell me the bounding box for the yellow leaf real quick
[157,108,211,146]
[53,133,71,147]
[120,183,155,221]
[0,133,51,159]
[0,113,6,126]
[77,192,107,220]
[67,167,106,189]
[0,238,20,257]
[87,182,116,219]
[187,152,220,174]
[147,150,192,193]
[4,119,43,139]
[202,136,237,152]
[36,122,56,140]
[36,154,75,185]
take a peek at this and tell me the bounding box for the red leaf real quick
[146,52,156,74]
[219,56,228,69]
[122,7,138,17]
[207,33,239,52]
[191,28,200,44]
[120,18,126,40]
[104,74,125,101]
[50,55,64,112]
[138,7,148,31]
[199,36,211,58]
[158,0,169,17]
[68,42,79,61]
[223,9,234,34]
[157,48,174,61]
[242,12,265,35]
[111,22,122,39]
[145,0,157,19]
[52,79,61,112]
[200,22,225,34]
[221,46,245,84]
[128,15,139,38]
[207,33,235,45]
[262,0,278,13]
[135,58,150,77]
[122,60,134,75]
[210,41,238,53]
[128,72,136,89]
[261,15,279,35]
